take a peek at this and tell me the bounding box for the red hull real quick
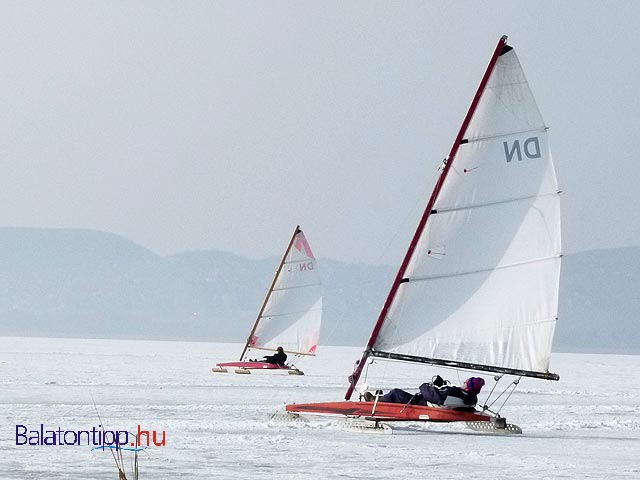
[286,401,491,423]
[216,361,291,370]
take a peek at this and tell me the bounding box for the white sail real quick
[249,229,322,356]
[374,46,561,376]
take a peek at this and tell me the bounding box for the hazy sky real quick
[2,1,639,265]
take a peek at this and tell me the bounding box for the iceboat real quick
[213,225,323,375]
[285,36,561,433]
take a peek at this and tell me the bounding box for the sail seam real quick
[408,254,560,283]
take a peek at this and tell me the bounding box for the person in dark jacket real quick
[366,376,485,410]
[260,346,287,365]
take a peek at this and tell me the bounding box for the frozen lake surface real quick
[1,337,639,479]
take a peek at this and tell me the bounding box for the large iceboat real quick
[285,36,561,433]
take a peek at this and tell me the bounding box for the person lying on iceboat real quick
[249,346,287,366]
[364,376,485,410]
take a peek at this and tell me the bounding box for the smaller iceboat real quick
[284,36,561,433]
[213,226,322,375]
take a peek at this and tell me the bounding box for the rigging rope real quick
[482,376,521,416]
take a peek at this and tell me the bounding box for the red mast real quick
[345,36,510,400]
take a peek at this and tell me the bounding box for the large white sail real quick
[373,44,561,376]
[247,229,323,356]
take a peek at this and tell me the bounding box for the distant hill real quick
[0,227,638,354]
[0,227,387,345]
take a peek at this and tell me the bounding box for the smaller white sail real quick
[248,229,322,356]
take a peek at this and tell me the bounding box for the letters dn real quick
[503,137,541,163]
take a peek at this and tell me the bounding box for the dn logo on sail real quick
[503,137,541,162]
[299,262,315,272]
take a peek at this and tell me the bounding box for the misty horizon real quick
[2,3,639,265]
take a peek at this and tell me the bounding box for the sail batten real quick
[259,306,322,319]
[407,254,561,283]
[283,258,318,266]
[433,191,558,215]
[462,126,548,144]
[271,282,322,293]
